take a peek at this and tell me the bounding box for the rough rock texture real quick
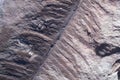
[0,0,120,80]
[0,0,80,80]
[34,0,120,80]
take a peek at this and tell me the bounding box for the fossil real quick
[0,0,80,80]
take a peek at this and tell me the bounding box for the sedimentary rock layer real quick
[0,0,80,80]
[35,0,120,80]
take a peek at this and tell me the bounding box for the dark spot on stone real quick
[118,71,120,79]
[13,59,29,65]
[95,43,120,57]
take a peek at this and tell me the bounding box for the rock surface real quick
[0,0,81,80]
[34,0,120,80]
[0,0,120,80]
